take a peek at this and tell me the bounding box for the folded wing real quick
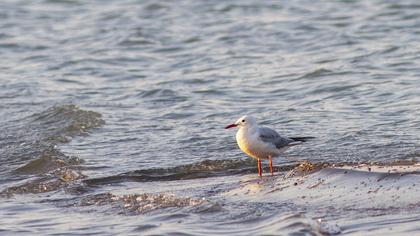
[258,127,295,149]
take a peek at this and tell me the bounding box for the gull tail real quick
[289,136,315,142]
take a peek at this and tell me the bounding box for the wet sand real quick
[224,162,420,235]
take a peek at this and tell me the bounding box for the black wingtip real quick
[289,137,315,142]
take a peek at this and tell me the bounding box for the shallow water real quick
[1,0,420,235]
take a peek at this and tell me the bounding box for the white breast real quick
[236,128,279,160]
[236,128,256,158]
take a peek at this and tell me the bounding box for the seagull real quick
[225,115,314,177]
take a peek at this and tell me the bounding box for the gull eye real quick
[242,119,245,123]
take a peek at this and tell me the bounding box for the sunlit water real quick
[1,0,420,235]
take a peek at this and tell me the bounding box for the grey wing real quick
[258,127,295,149]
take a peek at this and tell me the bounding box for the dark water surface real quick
[1,0,420,235]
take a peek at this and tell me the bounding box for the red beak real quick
[225,124,238,129]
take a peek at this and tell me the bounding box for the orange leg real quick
[269,156,273,176]
[257,158,262,177]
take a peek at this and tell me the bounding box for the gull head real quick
[225,115,257,129]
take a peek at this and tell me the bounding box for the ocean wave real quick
[83,159,272,185]
[75,192,208,215]
[30,104,104,139]
[1,167,85,196]
[0,105,104,196]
